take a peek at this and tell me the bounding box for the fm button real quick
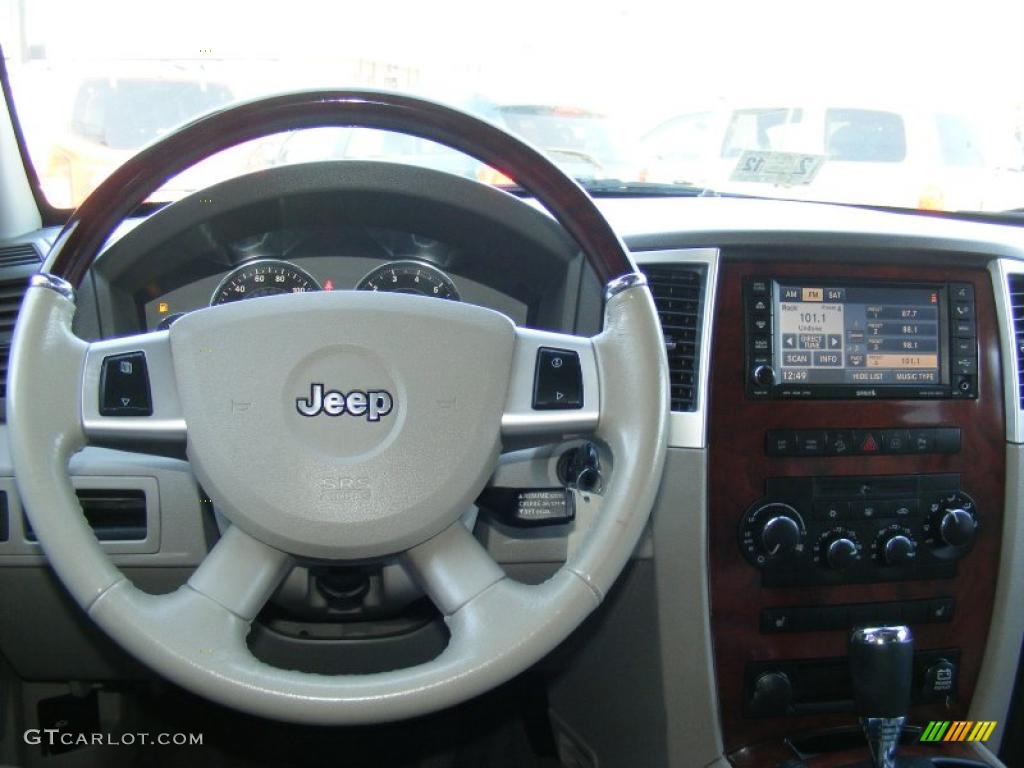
[532,348,583,410]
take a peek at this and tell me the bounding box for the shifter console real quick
[850,626,914,768]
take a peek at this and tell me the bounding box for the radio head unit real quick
[745,278,977,400]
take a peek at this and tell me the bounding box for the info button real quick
[813,351,842,367]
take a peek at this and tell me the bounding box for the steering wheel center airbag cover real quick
[169,290,515,559]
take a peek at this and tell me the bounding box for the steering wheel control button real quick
[532,347,582,410]
[99,352,152,416]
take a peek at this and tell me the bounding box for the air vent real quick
[25,489,147,542]
[0,244,40,268]
[1009,274,1024,409]
[0,277,31,399]
[640,264,705,412]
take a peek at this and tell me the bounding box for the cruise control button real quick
[100,352,152,416]
[532,348,583,410]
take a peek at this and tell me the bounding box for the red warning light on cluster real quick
[323,279,334,291]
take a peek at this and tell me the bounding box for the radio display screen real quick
[773,283,946,387]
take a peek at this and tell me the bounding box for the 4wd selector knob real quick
[740,502,806,568]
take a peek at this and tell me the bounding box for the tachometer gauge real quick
[355,260,460,300]
[210,259,320,306]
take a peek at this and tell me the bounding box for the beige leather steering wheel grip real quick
[7,91,668,724]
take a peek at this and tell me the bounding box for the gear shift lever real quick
[849,626,913,768]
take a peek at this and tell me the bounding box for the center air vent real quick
[1009,274,1024,409]
[640,264,705,412]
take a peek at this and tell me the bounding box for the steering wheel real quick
[7,91,668,724]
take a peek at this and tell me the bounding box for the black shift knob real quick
[849,626,914,718]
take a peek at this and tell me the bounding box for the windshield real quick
[2,0,1023,213]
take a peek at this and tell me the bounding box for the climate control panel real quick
[739,474,978,586]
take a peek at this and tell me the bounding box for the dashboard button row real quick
[760,597,954,634]
[766,427,961,457]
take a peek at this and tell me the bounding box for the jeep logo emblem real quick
[296,383,394,421]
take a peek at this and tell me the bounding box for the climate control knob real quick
[873,524,917,567]
[814,527,862,570]
[940,508,976,547]
[763,515,801,557]
[925,491,978,558]
[828,537,859,570]
[740,502,807,568]
[884,534,917,566]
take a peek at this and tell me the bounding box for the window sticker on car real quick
[730,150,825,186]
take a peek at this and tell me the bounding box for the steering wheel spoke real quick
[81,330,186,453]
[187,525,293,621]
[501,327,599,444]
[402,520,505,615]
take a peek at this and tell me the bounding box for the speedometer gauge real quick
[210,260,320,306]
[355,260,460,300]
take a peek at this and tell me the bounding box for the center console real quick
[707,253,1004,763]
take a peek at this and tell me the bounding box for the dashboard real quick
[3,190,1024,767]
[136,226,530,331]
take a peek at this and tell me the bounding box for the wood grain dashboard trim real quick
[707,256,1005,756]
